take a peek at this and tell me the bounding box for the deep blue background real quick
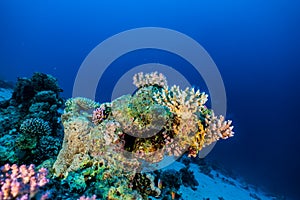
[1,0,300,198]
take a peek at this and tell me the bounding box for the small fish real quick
[171,191,176,200]
[158,179,163,189]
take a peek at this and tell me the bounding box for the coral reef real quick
[0,72,64,165]
[52,97,143,199]
[0,71,235,199]
[0,71,283,199]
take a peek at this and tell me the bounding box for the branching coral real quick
[133,71,167,89]
[0,164,49,199]
[15,117,61,163]
[78,195,97,200]
[203,111,234,147]
[92,105,107,125]
[153,85,208,157]
[19,118,52,136]
[153,85,208,118]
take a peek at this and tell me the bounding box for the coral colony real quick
[0,72,234,199]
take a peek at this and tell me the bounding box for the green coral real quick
[110,86,174,162]
[112,86,171,137]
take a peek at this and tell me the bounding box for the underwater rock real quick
[179,167,199,190]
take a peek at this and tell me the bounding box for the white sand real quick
[160,161,277,200]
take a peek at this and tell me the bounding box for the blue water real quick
[1,0,300,198]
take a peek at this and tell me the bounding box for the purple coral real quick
[0,164,49,200]
[78,195,97,200]
[92,105,107,125]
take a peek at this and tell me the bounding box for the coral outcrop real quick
[0,72,64,165]
[51,71,234,199]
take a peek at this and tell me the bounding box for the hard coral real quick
[92,104,110,125]
[0,164,49,200]
[15,118,61,164]
[133,71,167,89]
[19,118,52,136]
[204,111,234,147]
[52,116,91,177]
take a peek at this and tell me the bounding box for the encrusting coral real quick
[51,71,234,199]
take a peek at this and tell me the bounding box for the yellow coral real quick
[188,120,206,157]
